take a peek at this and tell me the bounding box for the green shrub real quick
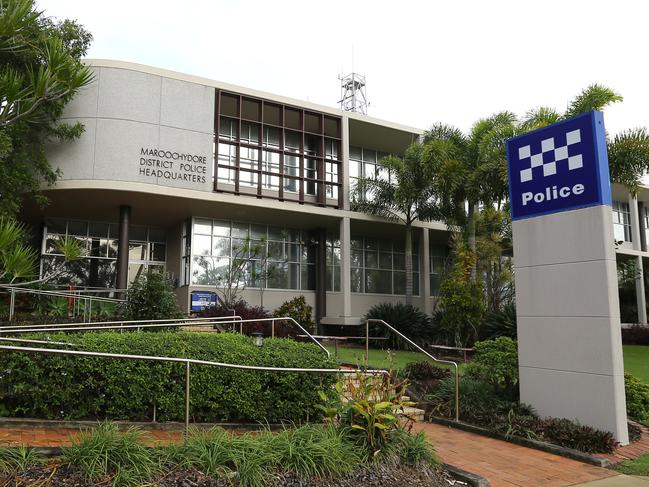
[403,361,450,382]
[385,428,438,466]
[0,446,43,474]
[464,337,519,401]
[273,295,315,333]
[121,271,184,321]
[539,418,617,453]
[62,421,158,487]
[481,303,517,340]
[365,302,432,349]
[0,331,336,422]
[625,373,649,425]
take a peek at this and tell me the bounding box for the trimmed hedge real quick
[0,332,336,423]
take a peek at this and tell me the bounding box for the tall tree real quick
[523,84,649,194]
[423,112,517,279]
[352,143,446,305]
[0,0,93,217]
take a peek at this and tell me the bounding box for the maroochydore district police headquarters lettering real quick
[506,111,612,220]
[139,148,208,184]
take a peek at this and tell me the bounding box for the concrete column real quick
[340,216,352,317]
[116,205,131,292]
[315,228,327,334]
[638,201,647,252]
[629,194,642,251]
[341,116,350,211]
[635,256,648,324]
[421,227,432,315]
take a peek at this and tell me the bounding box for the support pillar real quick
[629,194,642,251]
[340,217,352,318]
[636,256,647,324]
[315,227,327,334]
[116,205,131,292]
[421,227,432,315]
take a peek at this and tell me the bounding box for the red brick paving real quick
[596,422,649,465]
[0,426,183,447]
[414,422,619,487]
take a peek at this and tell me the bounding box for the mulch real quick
[2,463,455,487]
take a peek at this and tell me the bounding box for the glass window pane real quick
[149,227,166,243]
[351,249,364,267]
[364,251,378,269]
[130,226,147,241]
[212,237,230,257]
[366,269,391,294]
[351,268,363,293]
[285,131,301,151]
[268,262,288,288]
[220,93,238,117]
[268,241,284,260]
[193,235,211,256]
[89,237,107,257]
[232,222,249,238]
[107,239,118,258]
[394,272,405,295]
[67,221,87,236]
[302,264,316,290]
[333,266,341,292]
[250,224,266,239]
[393,253,405,270]
[212,221,230,237]
[128,263,145,285]
[379,251,392,269]
[46,218,67,235]
[88,223,109,238]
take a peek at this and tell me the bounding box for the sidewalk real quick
[572,475,649,486]
[414,422,619,487]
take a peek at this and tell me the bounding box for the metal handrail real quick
[0,315,242,332]
[0,344,386,436]
[1,286,126,322]
[365,319,460,422]
[0,316,330,358]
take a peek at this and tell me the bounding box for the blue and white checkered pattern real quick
[518,129,584,183]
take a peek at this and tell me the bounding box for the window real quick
[216,91,342,207]
[613,201,632,242]
[349,146,391,202]
[326,236,341,292]
[349,236,419,295]
[429,244,447,296]
[42,219,166,289]
[188,218,315,290]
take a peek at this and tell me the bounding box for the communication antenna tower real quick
[338,72,368,115]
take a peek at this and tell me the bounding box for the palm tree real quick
[523,84,649,194]
[352,143,447,305]
[423,112,518,279]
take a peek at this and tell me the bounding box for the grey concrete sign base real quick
[513,204,628,444]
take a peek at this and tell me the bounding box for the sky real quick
[36,0,648,136]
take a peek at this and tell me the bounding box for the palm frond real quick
[565,84,622,118]
[608,128,649,195]
[520,107,562,131]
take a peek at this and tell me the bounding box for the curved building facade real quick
[24,59,459,323]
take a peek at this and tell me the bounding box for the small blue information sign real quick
[507,111,611,220]
[190,291,217,312]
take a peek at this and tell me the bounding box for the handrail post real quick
[9,288,15,321]
[271,318,275,339]
[365,319,369,365]
[185,361,190,440]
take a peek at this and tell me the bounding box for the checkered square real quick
[518,129,583,183]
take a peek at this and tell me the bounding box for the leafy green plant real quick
[319,371,414,456]
[62,421,158,486]
[464,337,519,401]
[265,424,362,477]
[0,446,43,474]
[0,331,336,422]
[403,361,450,382]
[437,235,485,347]
[481,302,517,340]
[365,302,432,349]
[121,270,184,321]
[384,427,438,466]
[273,295,315,333]
[625,373,649,425]
[47,296,69,317]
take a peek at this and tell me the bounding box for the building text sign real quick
[139,147,208,184]
[507,111,611,220]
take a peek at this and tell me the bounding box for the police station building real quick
[22,60,649,326]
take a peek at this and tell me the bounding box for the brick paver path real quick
[415,422,619,487]
[0,426,183,447]
[596,422,649,465]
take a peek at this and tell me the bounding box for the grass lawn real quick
[616,453,649,476]
[326,345,465,371]
[328,344,649,379]
[624,345,649,383]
